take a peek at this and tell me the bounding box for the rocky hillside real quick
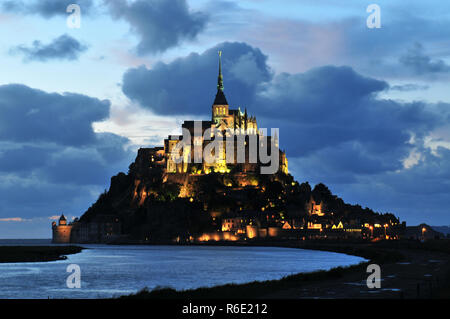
[77,148,400,242]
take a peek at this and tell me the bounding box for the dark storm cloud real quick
[0,136,130,186]
[43,147,111,185]
[308,145,450,224]
[255,66,388,121]
[104,0,208,55]
[0,84,133,221]
[12,34,88,62]
[254,67,442,157]
[122,42,443,167]
[287,148,450,226]
[399,43,450,75]
[94,133,131,163]
[122,42,271,115]
[1,0,94,17]
[0,84,108,146]
[380,147,450,196]
[0,175,90,209]
[0,145,52,174]
[256,65,450,224]
[42,133,131,186]
[122,42,449,183]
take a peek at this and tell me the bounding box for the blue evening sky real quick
[0,0,449,238]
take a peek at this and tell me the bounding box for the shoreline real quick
[1,240,449,298]
[0,246,84,263]
[118,239,450,299]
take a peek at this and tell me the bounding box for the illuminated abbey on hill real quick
[143,51,288,176]
[51,53,404,244]
[52,52,292,244]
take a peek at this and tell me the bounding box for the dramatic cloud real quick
[297,145,450,224]
[122,42,443,160]
[257,68,450,224]
[11,34,88,62]
[0,84,133,230]
[123,42,271,114]
[121,42,450,224]
[105,0,208,55]
[253,67,443,157]
[0,84,108,145]
[1,0,94,17]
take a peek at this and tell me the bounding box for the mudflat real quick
[121,240,450,299]
[265,246,450,299]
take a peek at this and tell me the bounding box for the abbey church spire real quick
[213,51,228,105]
[217,51,224,92]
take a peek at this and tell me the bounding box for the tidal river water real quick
[0,244,366,299]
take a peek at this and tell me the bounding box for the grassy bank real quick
[119,240,406,299]
[122,264,367,299]
[0,246,84,263]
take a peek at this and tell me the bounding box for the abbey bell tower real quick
[210,51,258,134]
[212,51,229,125]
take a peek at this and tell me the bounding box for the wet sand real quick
[121,240,450,299]
[264,245,450,299]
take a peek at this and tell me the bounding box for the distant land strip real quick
[0,246,84,263]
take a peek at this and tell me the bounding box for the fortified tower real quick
[52,214,72,243]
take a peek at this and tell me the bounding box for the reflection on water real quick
[0,245,366,299]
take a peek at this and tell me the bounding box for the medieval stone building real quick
[52,214,72,243]
[52,52,290,244]
[144,52,288,176]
